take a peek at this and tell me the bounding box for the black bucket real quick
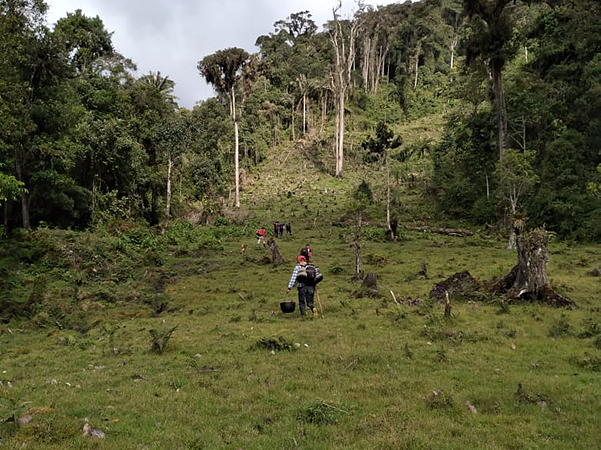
[280,301,296,313]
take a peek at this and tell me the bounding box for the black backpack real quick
[304,264,323,286]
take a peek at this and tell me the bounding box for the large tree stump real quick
[363,272,378,289]
[507,229,574,307]
[352,272,382,298]
[267,238,284,265]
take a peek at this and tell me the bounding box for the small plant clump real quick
[253,336,296,352]
[569,354,601,372]
[149,324,178,354]
[0,398,31,424]
[297,400,350,425]
[548,314,572,337]
[426,390,453,409]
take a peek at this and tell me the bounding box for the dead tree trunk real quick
[511,229,548,298]
[444,291,452,317]
[267,238,285,265]
[508,229,574,307]
[351,216,362,279]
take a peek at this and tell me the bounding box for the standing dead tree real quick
[329,2,364,178]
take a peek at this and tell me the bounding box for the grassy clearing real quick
[1,225,600,449]
[1,143,600,448]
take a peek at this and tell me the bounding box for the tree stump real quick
[444,291,452,317]
[363,272,378,289]
[508,229,574,307]
[352,272,382,298]
[267,238,284,265]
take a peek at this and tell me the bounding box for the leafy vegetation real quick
[0,0,600,448]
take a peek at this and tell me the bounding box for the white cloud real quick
[46,0,402,108]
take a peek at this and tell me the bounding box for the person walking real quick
[286,255,322,318]
[256,228,266,247]
[300,243,312,262]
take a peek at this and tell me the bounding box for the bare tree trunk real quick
[507,201,517,250]
[14,151,30,229]
[413,53,419,89]
[228,87,241,207]
[91,174,98,218]
[291,102,295,141]
[450,35,457,70]
[354,215,362,278]
[321,91,326,132]
[491,60,507,159]
[508,228,517,250]
[362,36,371,92]
[3,202,8,232]
[386,157,391,233]
[329,3,362,179]
[336,92,345,178]
[302,93,306,135]
[161,154,173,235]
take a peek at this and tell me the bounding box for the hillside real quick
[1,165,600,448]
[1,0,600,447]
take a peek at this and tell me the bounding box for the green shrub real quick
[253,336,295,352]
[297,400,350,425]
[329,262,344,275]
[548,314,572,337]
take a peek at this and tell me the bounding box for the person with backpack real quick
[300,243,312,262]
[256,228,266,247]
[286,255,323,318]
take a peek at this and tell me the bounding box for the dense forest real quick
[1,0,600,240]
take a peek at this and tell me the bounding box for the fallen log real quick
[407,225,473,237]
[429,271,482,300]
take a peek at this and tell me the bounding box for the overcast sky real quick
[46,0,401,109]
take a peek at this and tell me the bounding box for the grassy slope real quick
[1,119,600,449]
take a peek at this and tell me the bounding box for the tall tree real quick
[53,8,113,73]
[362,121,402,237]
[465,0,518,159]
[198,48,251,207]
[155,112,193,234]
[328,2,364,178]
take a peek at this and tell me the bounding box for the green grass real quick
[1,137,600,448]
[1,227,600,449]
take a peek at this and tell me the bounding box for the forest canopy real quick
[0,0,599,240]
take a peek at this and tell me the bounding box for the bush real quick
[548,314,572,337]
[253,336,295,352]
[166,219,222,250]
[329,262,344,275]
[297,400,350,425]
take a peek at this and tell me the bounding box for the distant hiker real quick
[287,255,323,318]
[285,223,292,235]
[274,221,279,237]
[278,222,285,237]
[300,243,312,262]
[256,228,266,246]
